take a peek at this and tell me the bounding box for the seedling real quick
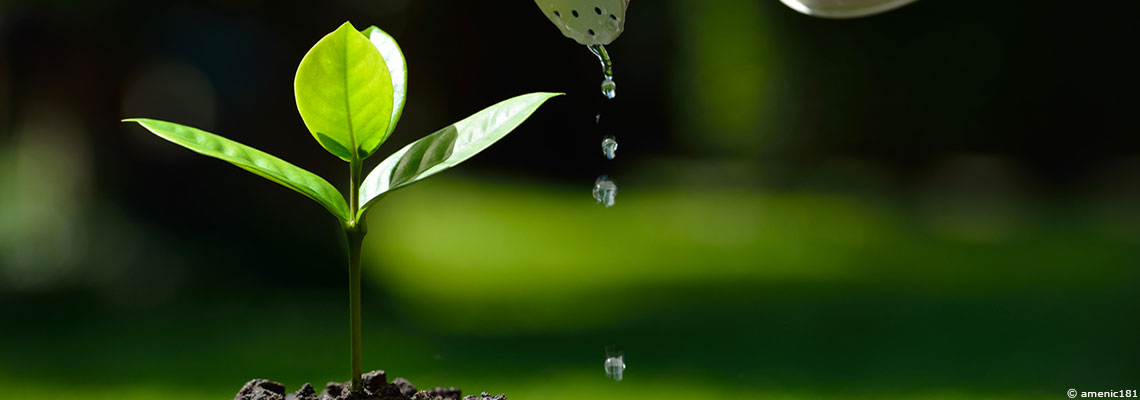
[124,22,559,393]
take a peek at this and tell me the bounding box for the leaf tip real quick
[337,20,358,33]
[534,92,565,100]
[535,92,565,103]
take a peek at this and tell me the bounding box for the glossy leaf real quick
[358,92,562,216]
[123,118,350,221]
[361,25,407,139]
[295,21,393,161]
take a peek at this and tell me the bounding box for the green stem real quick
[345,157,366,393]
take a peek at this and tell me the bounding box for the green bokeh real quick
[3,177,1135,399]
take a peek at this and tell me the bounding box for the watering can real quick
[533,0,919,46]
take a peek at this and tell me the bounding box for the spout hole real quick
[553,10,561,18]
[609,14,617,21]
[588,29,595,36]
[571,10,579,17]
[595,7,603,15]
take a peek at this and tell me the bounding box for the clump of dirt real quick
[233,370,504,400]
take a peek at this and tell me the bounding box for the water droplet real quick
[604,346,625,381]
[601,78,616,99]
[592,176,617,208]
[587,44,616,99]
[595,113,601,124]
[601,136,618,160]
[603,347,625,382]
[604,356,625,381]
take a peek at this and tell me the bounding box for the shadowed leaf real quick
[361,25,407,139]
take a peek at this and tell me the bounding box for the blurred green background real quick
[1,1,1138,399]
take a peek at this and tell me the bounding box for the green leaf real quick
[123,118,350,222]
[295,21,394,161]
[358,92,562,216]
[361,25,407,140]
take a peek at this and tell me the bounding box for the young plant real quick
[124,22,559,393]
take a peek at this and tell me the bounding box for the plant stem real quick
[346,156,366,393]
[346,225,364,392]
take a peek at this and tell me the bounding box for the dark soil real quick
[233,370,507,400]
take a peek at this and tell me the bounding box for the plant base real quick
[233,370,507,400]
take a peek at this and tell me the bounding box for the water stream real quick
[588,44,616,100]
[588,45,619,206]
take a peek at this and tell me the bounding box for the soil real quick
[233,370,507,400]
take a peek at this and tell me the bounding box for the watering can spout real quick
[534,0,630,46]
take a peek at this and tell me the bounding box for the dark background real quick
[1,1,1137,399]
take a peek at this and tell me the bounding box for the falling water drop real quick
[604,356,625,381]
[603,346,625,381]
[587,44,616,99]
[600,78,616,99]
[592,176,617,208]
[601,135,618,160]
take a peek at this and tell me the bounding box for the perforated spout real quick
[535,0,630,45]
